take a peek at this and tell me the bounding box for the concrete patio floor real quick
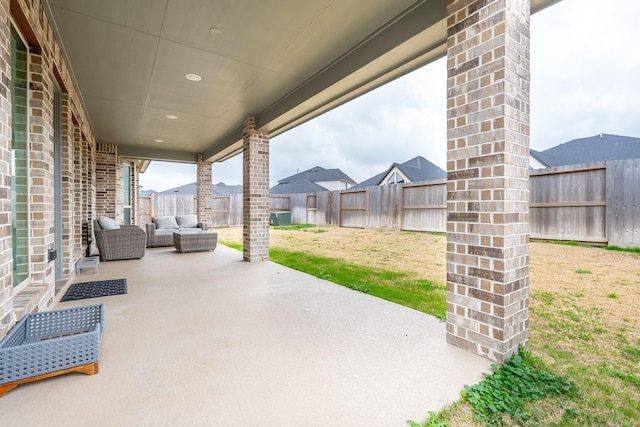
[1,244,491,426]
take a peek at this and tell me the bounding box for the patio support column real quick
[445,0,531,363]
[95,143,120,222]
[60,93,76,275]
[196,154,213,227]
[28,47,55,287]
[242,116,270,262]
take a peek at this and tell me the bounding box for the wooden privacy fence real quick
[212,195,243,227]
[530,159,640,247]
[331,182,447,230]
[529,164,607,243]
[138,194,198,225]
[140,159,640,247]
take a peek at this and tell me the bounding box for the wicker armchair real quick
[93,219,146,261]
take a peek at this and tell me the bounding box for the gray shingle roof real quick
[278,166,356,185]
[352,172,387,189]
[270,179,328,195]
[352,156,445,189]
[395,157,446,181]
[212,183,243,195]
[537,133,640,167]
[530,149,556,168]
[157,182,242,195]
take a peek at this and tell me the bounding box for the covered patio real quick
[1,246,490,426]
[1,1,561,418]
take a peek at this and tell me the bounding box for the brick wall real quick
[131,161,139,225]
[95,143,120,221]
[60,93,75,276]
[73,123,83,251]
[197,154,213,226]
[0,0,102,336]
[0,0,13,337]
[445,0,531,362]
[82,135,98,241]
[242,116,270,262]
[27,45,55,307]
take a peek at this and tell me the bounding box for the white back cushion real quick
[176,215,198,228]
[98,216,120,230]
[153,216,179,230]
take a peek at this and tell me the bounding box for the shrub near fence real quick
[141,159,640,247]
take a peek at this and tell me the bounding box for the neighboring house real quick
[140,189,157,196]
[270,180,329,195]
[270,166,356,194]
[529,150,555,169]
[158,182,243,195]
[352,156,446,189]
[531,133,640,168]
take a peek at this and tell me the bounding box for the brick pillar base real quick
[242,116,270,262]
[197,155,213,227]
[445,0,531,363]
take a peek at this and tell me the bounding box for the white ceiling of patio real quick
[44,0,558,165]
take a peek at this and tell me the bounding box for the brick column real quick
[445,0,531,363]
[242,116,270,262]
[87,138,97,237]
[196,154,213,227]
[28,48,55,293]
[95,143,120,222]
[60,93,75,276]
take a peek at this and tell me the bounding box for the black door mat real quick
[61,278,127,302]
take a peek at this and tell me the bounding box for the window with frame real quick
[385,171,405,185]
[11,25,29,287]
[123,163,132,225]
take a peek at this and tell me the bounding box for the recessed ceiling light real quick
[166,114,178,120]
[209,27,222,36]
[186,73,202,82]
[154,139,164,143]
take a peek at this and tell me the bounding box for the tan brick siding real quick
[242,116,270,262]
[445,0,531,362]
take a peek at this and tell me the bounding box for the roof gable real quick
[353,155,445,188]
[530,149,554,168]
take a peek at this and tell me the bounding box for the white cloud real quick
[140,0,640,191]
[530,0,640,149]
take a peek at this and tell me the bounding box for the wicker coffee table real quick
[173,231,218,253]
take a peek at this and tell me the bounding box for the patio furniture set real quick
[146,215,217,253]
[76,215,216,278]
[90,215,216,262]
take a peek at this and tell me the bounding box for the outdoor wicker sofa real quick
[93,217,146,261]
[145,215,208,247]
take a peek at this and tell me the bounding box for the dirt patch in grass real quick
[531,242,640,331]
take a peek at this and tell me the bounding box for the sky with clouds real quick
[140,0,640,192]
